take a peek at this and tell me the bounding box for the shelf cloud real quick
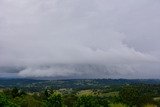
[0,0,160,78]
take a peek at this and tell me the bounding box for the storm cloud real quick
[0,0,160,78]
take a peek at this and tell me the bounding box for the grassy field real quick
[0,89,3,92]
[102,91,119,97]
[143,104,157,107]
[77,90,94,96]
[109,103,127,107]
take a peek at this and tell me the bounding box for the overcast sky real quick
[0,0,160,79]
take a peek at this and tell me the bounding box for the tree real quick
[63,94,77,107]
[47,92,63,107]
[97,96,109,107]
[119,86,152,107]
[76,95,100,107]
[0,93,17,107]
[11,87,19,98]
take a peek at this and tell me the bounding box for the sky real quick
[0,0,160,79]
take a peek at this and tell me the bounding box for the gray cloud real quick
[0,0,160,78]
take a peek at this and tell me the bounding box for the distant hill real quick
[1,78,160,90]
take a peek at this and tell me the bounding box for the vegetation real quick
[0,79,160,107]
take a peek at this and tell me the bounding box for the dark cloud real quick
[0,0,160,78]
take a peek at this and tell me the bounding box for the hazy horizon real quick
[0,0,160,79]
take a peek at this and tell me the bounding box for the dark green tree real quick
[0,93,17,107]
[97,97,109,107]
[47,92,62,107]
[63,94,77,107]
[11,87,19,98]
[76,95,100,107]
[119,86,152,107]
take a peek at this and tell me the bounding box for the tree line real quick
[1,84,160,107]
